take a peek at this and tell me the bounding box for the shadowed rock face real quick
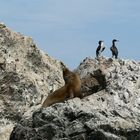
[10,56,140,140]
[81,69,106,97]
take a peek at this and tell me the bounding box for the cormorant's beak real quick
[116,40,119,42]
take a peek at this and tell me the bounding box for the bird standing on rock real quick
[96,40,105,58]
[110,39,119,59]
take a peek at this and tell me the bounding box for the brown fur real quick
[42,66,82,108]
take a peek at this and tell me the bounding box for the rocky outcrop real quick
[1,23,140,140]
[10,56,140,140]
[0,23,64,140]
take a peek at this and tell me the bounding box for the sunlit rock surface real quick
[0,23,64,140]
[10,57,140,140]
[0,23,140,140]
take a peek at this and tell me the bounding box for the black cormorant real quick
[110,39,119,59]
[96,40,105,58]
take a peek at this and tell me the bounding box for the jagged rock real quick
[80,69,106,97]
[10,57,140,140]
[0,23,6,28]
[76,57,107,97]
[1,24,140,140]
[0,24,64,140]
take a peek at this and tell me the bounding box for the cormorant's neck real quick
[113,41,115,46]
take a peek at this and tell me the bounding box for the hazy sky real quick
[1,0,140,69]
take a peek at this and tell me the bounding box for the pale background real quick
[1,0,140,69]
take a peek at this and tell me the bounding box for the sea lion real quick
[42,64,82,108]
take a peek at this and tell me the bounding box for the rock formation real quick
[0,23,64,140]
[10,56,140,140]
[0,23,140,140]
